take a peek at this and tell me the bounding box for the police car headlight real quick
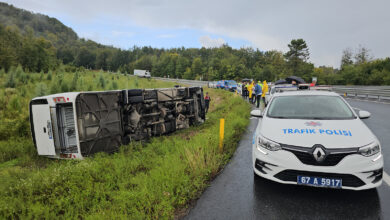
[258,136,281,151]
[358,142,381,157]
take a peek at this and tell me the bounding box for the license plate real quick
[297,176,342,188]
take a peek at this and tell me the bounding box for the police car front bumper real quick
[252,143,383,190]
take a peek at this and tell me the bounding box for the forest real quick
[1,2,390,85]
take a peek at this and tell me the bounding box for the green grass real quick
[0,68,250,219]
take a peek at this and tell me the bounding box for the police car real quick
[251,90,383,190]
[265,84,297,106]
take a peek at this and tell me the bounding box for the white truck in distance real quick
[134,69,151,78]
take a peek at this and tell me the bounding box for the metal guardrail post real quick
[332,86,390,101]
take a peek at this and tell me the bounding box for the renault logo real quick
[313,147,326,162]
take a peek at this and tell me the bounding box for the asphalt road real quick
[184,99,390,220]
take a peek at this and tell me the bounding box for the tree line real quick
[0,2,389,85]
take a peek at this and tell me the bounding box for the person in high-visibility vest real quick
[248,81,254,103]
[262,80,269,106]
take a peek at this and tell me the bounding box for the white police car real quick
[251,90,383,190]
[265,84,297,106]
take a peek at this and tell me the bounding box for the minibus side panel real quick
[76,92,123,156]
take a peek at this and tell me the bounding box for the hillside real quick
[0,2,390,84]
[0,2,78,46]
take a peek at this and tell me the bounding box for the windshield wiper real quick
[298,117,354,120]
[270,116,288,119]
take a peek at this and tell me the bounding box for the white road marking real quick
[250,117,257,119]
[383,171,390,187]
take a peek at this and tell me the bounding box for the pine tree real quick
[97,72,106,89]
[46,70,52,80]
[35,83,48,96]
[39,70,44,81]
[15,65,24,78]
[50,82,58,94]
[110,81,118,90]
[70,72,79,91]
[19,72,29,84]
[5,70,16,88]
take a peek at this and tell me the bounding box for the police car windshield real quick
[267,95,356,120]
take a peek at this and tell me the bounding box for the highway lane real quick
[347,99,390,173]
[184,100,390,220]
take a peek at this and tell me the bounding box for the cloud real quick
[199,36,225,48]
[4,0,390,66]
[157,34,176,39]
[111,31,134,38]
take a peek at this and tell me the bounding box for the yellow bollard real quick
[219,118,225,152]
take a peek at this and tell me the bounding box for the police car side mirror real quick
[251,109,263,118]
[358,110,371,119]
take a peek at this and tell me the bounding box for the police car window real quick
[267,95,355,119]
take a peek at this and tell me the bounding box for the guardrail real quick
[331,86,390,101]
[150,77,390,101]
[152,77,209,87]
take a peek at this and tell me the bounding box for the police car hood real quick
[260,118,376,149]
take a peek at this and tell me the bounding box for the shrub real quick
[57,71,64,85]
[35,83,48,97]
[70,72,79,91]
[4,71,16,88]
[46,70,52,80]
[7,96,20,112]
[39,71,44,81]
[110,81,118,90]
[49,82,59,94]
[98,72,106,89]
[19,87,27,97]
[0,139,36,163]
[77,76,85,91]
[15,65,24,78]
[19,72,29,84]
[60,80,69,93]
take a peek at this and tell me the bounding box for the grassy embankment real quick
[0,67,250,219]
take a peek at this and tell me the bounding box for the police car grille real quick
[274,170,365,188]
[289,150,352,166]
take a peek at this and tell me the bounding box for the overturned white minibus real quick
[29,87,205,159]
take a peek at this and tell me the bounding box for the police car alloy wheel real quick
[251,91,383,190]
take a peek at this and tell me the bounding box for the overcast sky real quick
[4,0,390,67]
